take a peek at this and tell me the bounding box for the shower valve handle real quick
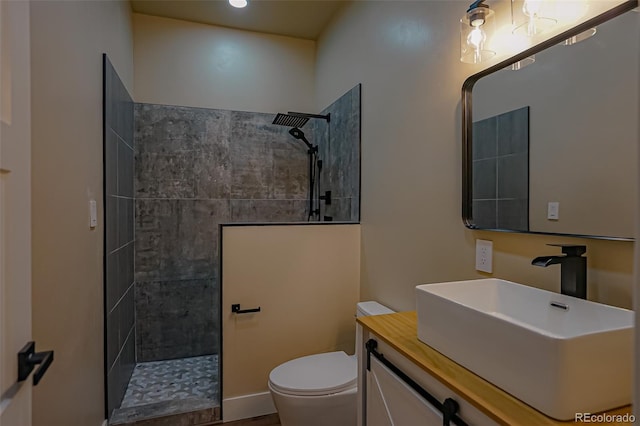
[231,304,261,314]
[320,190,332,205]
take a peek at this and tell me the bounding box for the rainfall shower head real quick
[272,113,310,128]
[272,111,331,128]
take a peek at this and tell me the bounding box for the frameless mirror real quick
[462,2,638,240]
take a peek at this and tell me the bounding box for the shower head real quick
[272,111,331,128]
[289,127,314,151]
[272,113,310,128]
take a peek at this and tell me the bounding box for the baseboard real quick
[222,392,276,422]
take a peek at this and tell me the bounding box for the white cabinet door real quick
[367,357,443,426]
[360,332,499,426]
[0,1,33,425]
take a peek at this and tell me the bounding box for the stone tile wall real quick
[134,105,309,362]
[314,84,361,221]
[472,106,529,231]
[104,54,136,416]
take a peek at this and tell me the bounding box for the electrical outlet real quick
[476,239,493,273]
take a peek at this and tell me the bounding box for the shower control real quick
[320,190,332,205]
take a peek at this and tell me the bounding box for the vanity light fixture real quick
[510,55,535,70]
[460,0,496,64]
[511,0,556,37]
[563,27,597,45]
[229,0,248,8]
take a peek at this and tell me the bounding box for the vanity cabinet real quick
[356,312,633,426]
[358,328,497,426]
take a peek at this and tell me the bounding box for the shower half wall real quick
[134,105,311,362]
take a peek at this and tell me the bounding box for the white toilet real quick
[268,301,395,426]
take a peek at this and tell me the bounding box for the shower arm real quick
[287,111,330,123]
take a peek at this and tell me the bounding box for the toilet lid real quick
[269,351,357,396]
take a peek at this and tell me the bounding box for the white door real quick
[0,0,33,425]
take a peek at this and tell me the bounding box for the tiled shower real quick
[104,54,360,423]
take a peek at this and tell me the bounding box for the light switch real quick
[89,200,97,228]
[547,202,559,220]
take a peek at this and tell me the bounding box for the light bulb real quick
[229,0,247,8]
[467,26,487,63]
[523,0,543,36]
[467,26,486,50]
[522,0,542,17]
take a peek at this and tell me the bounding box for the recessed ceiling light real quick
[229,0,247,8]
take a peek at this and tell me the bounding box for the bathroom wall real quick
[134,104,309,361]
[132,13,315,114]
[315,1,635,311]
[30,1,134,425]
[221,224,360,421]
[104,55,136,416]
[314,84,361,221]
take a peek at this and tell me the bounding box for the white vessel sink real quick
[416,278,633,420]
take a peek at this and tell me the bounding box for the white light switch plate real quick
[547,202,559,220]
[476,239,493,273]
[89,200,97,228]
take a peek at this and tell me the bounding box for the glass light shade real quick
[460,7,496,64]
[229,0,247,8]
[511,0,556,37]
[563,27,597,45]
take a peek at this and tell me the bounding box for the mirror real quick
[462,3,638,240]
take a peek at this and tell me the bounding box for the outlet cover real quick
[476,239,493,273]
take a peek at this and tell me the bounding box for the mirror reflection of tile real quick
[472,106,529,231]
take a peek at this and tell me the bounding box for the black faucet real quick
[532,244,587,299]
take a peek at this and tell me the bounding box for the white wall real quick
[133,13,316,113]
[30,1,134,425]
[316,1,635,312]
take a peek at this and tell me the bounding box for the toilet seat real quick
[269,351,356,397]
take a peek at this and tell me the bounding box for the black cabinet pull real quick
[18,341,54,386]
[231,304,261,314]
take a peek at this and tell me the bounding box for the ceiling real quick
[130,0,348,40]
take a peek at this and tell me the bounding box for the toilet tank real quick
[356,301,394,317]
[355,302,395,354]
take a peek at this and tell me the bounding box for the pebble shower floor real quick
[121,355,218,407]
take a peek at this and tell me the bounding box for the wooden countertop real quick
[357,311,633,426]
